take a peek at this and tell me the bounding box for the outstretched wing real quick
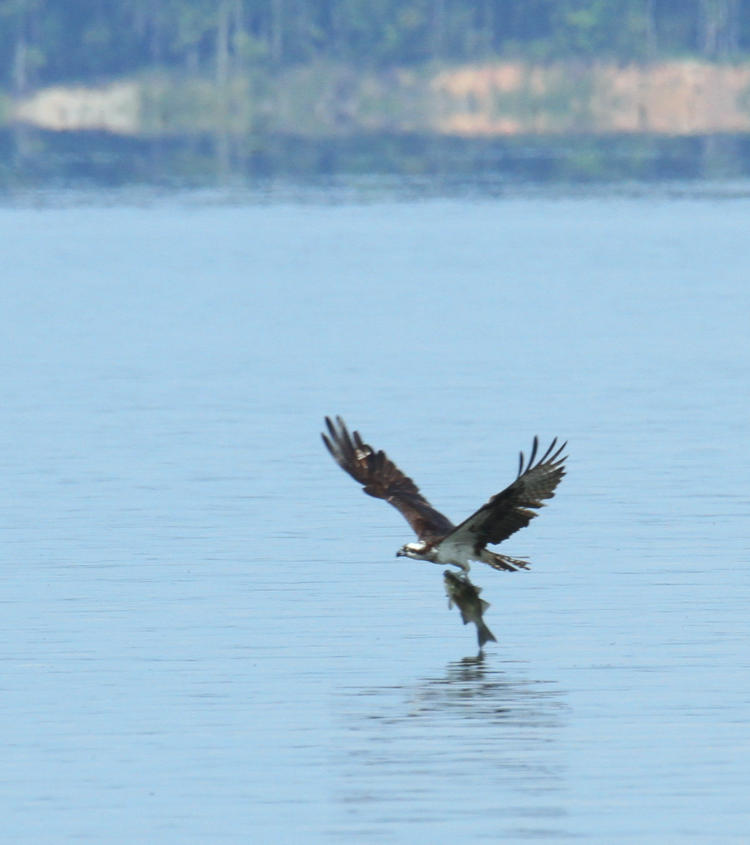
[440,436,567,554]
[321,416,454,541]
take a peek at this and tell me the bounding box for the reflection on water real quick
[331,656,567,839]
[4,127,750,195]
[406,655,565,728]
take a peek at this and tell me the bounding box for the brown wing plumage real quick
[321,416,454,541]
[442,436,567,554]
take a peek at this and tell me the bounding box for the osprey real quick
[322,416,566,573]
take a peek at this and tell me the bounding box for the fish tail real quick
[477,620,497,647]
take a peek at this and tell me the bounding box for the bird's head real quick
[396,541,428,560]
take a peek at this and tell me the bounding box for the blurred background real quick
[3,0,750,189]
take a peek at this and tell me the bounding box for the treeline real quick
[3,0,750,93]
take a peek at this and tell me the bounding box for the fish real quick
[444,570,497,648]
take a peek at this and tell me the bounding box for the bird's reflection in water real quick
[337,653,566,733]
[403,653,566,728]
[332,656,569,837]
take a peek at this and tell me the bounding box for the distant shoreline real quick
[7,60,750,137]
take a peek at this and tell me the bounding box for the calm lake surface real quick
[3,184,750,842]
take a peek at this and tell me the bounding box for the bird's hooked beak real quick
[396,548,405,557]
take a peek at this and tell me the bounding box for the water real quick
[3,187,750,842]
[5,129,750,190]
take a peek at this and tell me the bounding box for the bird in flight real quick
[322,416,566,574]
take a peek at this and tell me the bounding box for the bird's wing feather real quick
[322,416,454,541]
[440,436,567,553]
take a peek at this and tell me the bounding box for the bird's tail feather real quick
[482,550,530,572]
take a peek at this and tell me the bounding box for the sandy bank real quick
[431,61,750,135]
[10,60,750,136]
